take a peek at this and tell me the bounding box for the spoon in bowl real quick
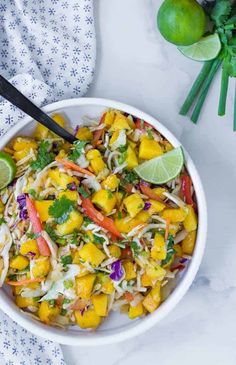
[0,75,77,144]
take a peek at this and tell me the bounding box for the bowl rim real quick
[0,97,207,346]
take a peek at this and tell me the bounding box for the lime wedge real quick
[134,147,184,184]
[0,151,17,189]
[178,33,221,61]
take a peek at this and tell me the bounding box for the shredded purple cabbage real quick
[109,260,124,281]
[17,194,28,220]
[27,251,36,258]
[144,202,151,211]
[67,182,77,191]
[140,181,149,187]
[17,194,26,210]
[179,258,188,264]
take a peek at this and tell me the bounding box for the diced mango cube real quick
[125,146,138,169]
[109,244,121,258]
[58,190,79,202]
[104,110,116,126]
[38,301,60,324]
[10,255,29,270]
[146,263,166,280]
[20,239,39,258]
[13,149,31,161]
[92,189,117,214]
[48,169,77,190]
[139,138,163,160]
[123,261,136,280]
[152,187,167,199]
[35,200,53,222]
[86,149,106,175]
[76,273,96,299]
[56,210,83,236]
[51,113,66,127]
[15,296,38,308]
[148,200,165,215]
[100,275,114,294]
[76,126,93,141]
[129,301,144,319]
[101,175,120,191]
[92,294,108,316]
[75,308,101,329]
[12,137,37,151]
[32,257,51,278]
[123,193,144,218]
[182,230,196,255]
[183,205,198,232]
[162,208,187,223]
[114,216,141,234]
[151,233,166,260]
[141,273,153,287]
[143,282,161,313]
[110,114,131,131]
[79,242,105,267]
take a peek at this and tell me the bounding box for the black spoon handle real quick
[0,75,77,144]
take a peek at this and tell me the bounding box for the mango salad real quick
[0,110,198,329]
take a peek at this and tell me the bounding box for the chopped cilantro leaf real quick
[77,186,90,198]
[63,298,71,305]
[68,140,87,162]
[93,235,105,245]
[48,196,75,224]
[61,255,72,267]
[83,217,93,227]
[130,241,142,257]
[31,141,55,171]
[48,299,56,306]
[161,235,175,266]
[44,223,58,241]
[117,211,122,220]
[8,274,17,281]
[60,308,67,316]
[122,170,139,185]
[26,232,41,239]
[147,128,154,140]
[118,145,127,153]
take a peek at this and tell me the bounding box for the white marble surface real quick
[63,0,236,364]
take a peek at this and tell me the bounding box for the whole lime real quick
[157,0,206,46]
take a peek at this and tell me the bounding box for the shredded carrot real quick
[55,157,94,176]
[96,140,103,146]
[6,278,43,286]
[124,292,134,302]
[165,218,170,241]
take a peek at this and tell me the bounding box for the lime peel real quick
[0,151,17,189]
[178,33,221,62]
[134,147,184,184]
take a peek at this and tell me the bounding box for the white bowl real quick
[0,98,207,346]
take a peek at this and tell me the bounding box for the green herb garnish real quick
[0,217,5,225]
[64,279,74,289]
[68,140,87,162]
[93,234,105,245]
[48,196,75,224]
[161,235,175,266]
[130,241,142,257]
[44,223,58,241]
[31,141,55,171]
[180,0,236,129]
[61,255,73,267]
[77,186,90,198]
[60,308,67,316]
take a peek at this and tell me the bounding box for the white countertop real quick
[63,1,236,364]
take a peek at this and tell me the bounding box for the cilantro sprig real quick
[48,196,75,224]
[31,141,55,171]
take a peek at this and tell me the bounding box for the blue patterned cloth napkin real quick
[0,0,96,363]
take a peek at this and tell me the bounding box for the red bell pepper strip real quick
[140,184,164,203]
[181,175,196,209]
[55,157,94,176]
[26,196,51,256]
[93,113,105,147]
[81,197,123,239]
[121,247,133,259]
[135,118,152,130]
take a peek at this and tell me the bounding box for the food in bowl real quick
[0,109,198,330]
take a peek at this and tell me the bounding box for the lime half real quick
[134,147,184,184]
[0,151,16,189]
[178,33,221,61]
